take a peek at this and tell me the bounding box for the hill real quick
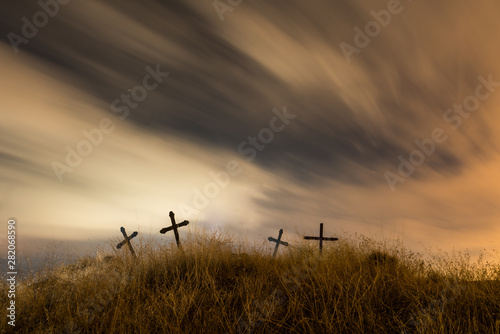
[1,231,499,333]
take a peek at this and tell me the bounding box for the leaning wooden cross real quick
[268,229,288,257]
[117,227,138,257]
[160,211,189,248]
[303,223,338,254]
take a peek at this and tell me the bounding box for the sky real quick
[1,0,500,268]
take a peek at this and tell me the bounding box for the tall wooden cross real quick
[268,229,288,257]
[116,227,138,257]
[303,223,338,254]
[160,211,189,248]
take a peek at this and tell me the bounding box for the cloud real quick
[2,0,500,262]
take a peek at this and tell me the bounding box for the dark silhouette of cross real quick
[117,227,138,257]
[268,229,288,257]
[303,223,338,254]
[160,211,189,248]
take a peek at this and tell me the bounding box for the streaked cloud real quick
[1,0,500,263]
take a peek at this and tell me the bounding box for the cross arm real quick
[160,220,189,234]
[117,231,138,248]
[303,236,338,241]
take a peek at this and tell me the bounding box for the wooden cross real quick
[116,227,138,257]
[268,229,288,257]
[160,211,189,248]
[303,223,338,254]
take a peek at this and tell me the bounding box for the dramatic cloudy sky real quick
[1,0,500,265]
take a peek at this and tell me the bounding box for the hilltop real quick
[1,231,499,333]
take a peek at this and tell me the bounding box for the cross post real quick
[268,229,288,257]
[303,223,338,254]
[117,227,138,258]
[160,211,189,248]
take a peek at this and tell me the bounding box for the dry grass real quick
[1,229,499,333]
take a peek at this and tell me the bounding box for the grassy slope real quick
[1,232,499,334]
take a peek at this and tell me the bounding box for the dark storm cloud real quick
[2,0,472,188]
[2,0,500,264]
[5,0,497,191]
